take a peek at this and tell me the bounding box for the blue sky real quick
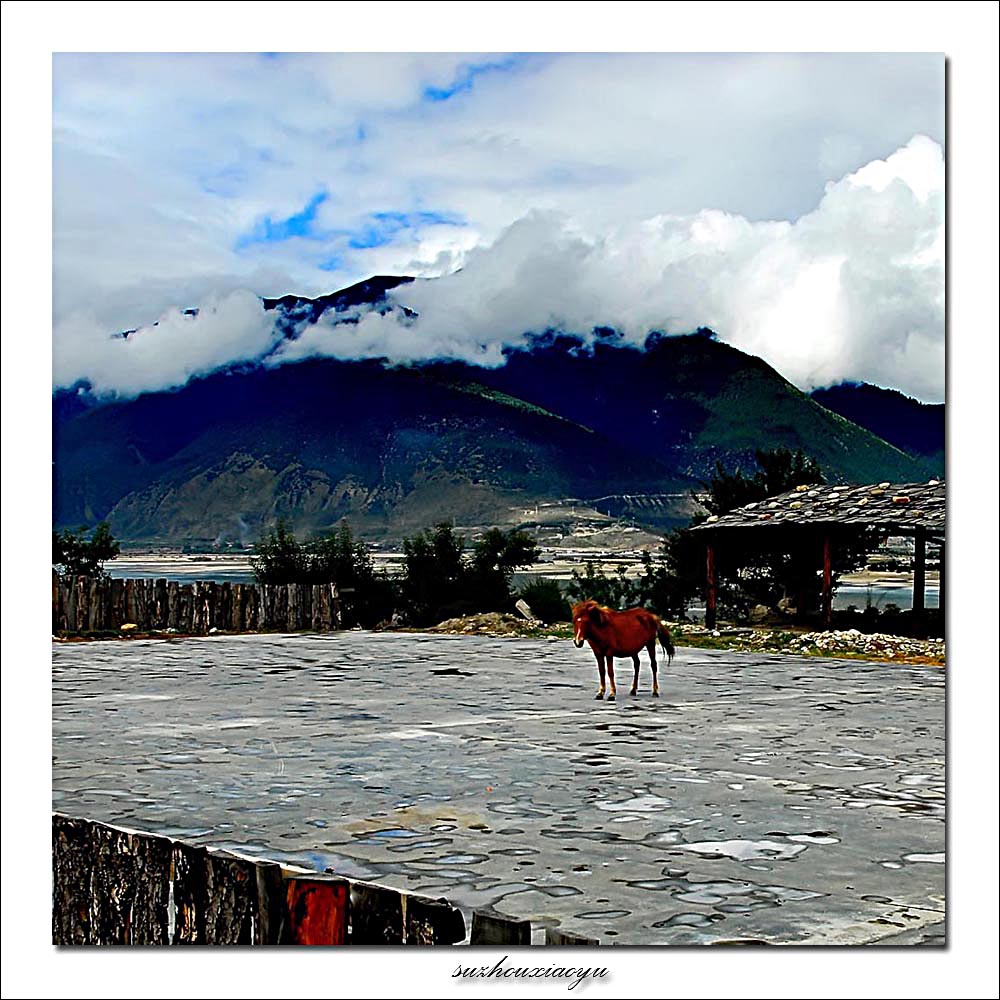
[52,53,945,400]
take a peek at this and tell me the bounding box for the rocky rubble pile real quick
[426,612,551,638]
[674,624,945,663]
[785,629,944,660]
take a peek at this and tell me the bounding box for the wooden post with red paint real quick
[282,875,349,945]
[912,528,926,616]
[705,541,717,630]
[937,541,945,623]
[821,531,833,631]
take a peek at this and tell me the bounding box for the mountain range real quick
[809,382,944,465]
[53,276,943,545]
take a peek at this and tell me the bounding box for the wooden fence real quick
[52,814,596,946]
[52,814,465,946]
[52,574,340,635]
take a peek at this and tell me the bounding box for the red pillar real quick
[912,529,926,615]
[821,532,833,630]
[705,542,717,630]
[938,541,946,624]
[283,877,348,945]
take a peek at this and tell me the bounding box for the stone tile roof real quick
[690,480,945,536]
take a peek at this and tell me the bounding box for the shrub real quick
[518,578,569,624]
[251,520,396,628]
[398,524,540,626]
[52,522,120,579]
[249,519,309,584]
[566,561,635,610]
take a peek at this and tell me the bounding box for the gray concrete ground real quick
[52,633,945,945]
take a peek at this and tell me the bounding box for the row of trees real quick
[252,520,541,628]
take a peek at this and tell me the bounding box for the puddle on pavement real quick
[652,912,724,929]
[678,839,808,862]
[597,792,673,813]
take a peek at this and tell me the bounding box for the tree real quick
[308,522,396,628]
[756,447,824,498]
[398,524,541,626]
[632,533,702,619]
[657,447,834,619]
[250,520,397,628]
[399,523,469,626]
[699,447,824,517]
[52,522,120,578]
[467,527,541,612]
[517,578,569,624]
[249,519,309,584]
[566,560,636,610]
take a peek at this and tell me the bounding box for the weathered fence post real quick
[246,584,260,631]
[301,583,312,630]
[52,571,63,632]
[135,580,153,632]
[277,585,289,631]
[154,578,168,628]
[230,583,243,632]
[52,815,173,945]
[109,577,125,630]
[219,582,232,632]
[405,896,466,945]
[63,576,77,632]
[166,581,180,630]
[206,581,219,632]
[471,910,531,945]
[124,578,136,626]
[76,577,90,632]
[179,584,194,633]
[53,574,66,632]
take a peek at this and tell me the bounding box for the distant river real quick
[833,582,938,611]
[107,559,938,612]
[107,556,255,584]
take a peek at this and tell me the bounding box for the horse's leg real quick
[606,655,617,700]
[630,653,640,696]
[594,648,606,700]
[648,641,660,698]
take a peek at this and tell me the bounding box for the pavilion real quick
[689,480,945,630]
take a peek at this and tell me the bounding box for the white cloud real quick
[52,53,945,400]
[272,137,945,400]
[53,290,279,397]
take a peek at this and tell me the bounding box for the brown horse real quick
[571,599,675,700]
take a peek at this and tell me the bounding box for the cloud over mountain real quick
[277,135,944,401]
[55,135,944,402]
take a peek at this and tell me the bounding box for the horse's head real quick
[570,600,607,648]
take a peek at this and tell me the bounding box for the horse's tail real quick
[656,618,675,665]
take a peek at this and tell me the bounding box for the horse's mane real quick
[571,598,611,615]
